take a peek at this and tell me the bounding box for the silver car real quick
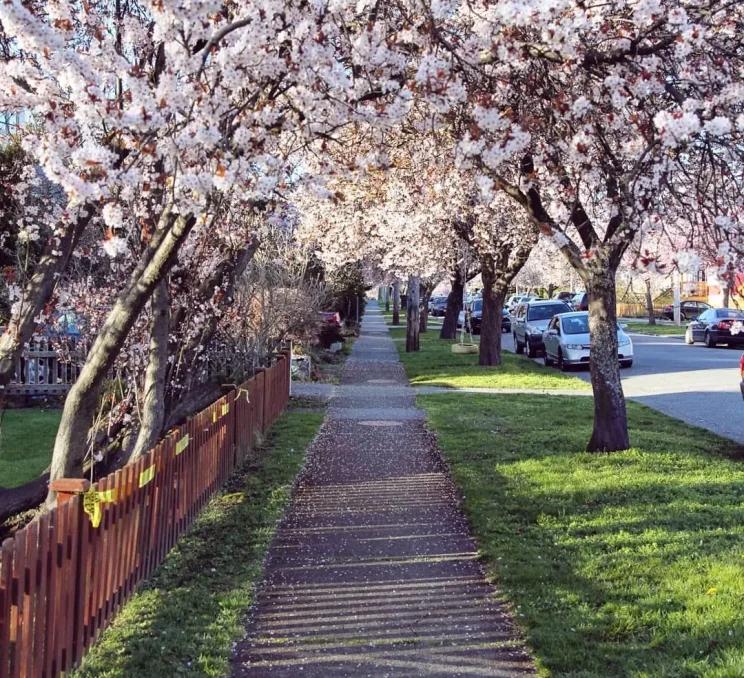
[542,311,634,370]
[512,300,572,357]
[506,294,538,314]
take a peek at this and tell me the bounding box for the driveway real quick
[503,332,744,444]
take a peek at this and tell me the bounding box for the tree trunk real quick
[644,278,655,325]
[47,211,194,504]
[723,284,731,308]
[0,215,89,387]
[405,276,420,352]
[586,269,630,452]
[384,285,390,312]
[392,281,400,325]
[441,267,464,340]
[129,279,170,462]
[419,284,431,333]
[479,265,506,366]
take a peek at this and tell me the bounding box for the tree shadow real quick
[423,393,744,676]
[72,410,321,678]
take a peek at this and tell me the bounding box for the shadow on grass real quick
[421,392,744,677]
[72,408,324,678]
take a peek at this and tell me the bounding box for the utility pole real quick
[673,271,682,326]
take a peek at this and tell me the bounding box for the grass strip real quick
[0,409,61,488]
[420,392,744,677]
[384,314,588,391]
[624,321,685,336]
[72,405,323,678]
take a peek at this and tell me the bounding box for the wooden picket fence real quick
[0,352,291,678]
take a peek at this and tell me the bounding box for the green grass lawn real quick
[0,409,61,488]
[421,392,744,677]
[72,404,323,678]
[624,321,685,336]
[385,320,588,390]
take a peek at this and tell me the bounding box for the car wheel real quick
[685,327,694,345]
[557,349,568,371]
[621,359,633,368]
[544,351,553,367]
[527,340,537,358]
[704,331,717,348]
[514,334,524,354]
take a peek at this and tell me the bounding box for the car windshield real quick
[716,309,744,319]
[527,304,569,321]
[561,315,589,334]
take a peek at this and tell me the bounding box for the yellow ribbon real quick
[175,433,190,455]
[83,487,102,528]
[138,464,156,488]
[83,487,119,528]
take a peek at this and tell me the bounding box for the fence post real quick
[49,479,90,506]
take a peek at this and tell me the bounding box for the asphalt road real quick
[502,331,744,444]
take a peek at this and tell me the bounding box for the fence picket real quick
[0,360,289,676]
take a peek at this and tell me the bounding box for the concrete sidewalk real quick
[232,301,535,677]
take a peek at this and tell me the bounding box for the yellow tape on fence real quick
[98,488,117,503]
[139,464,156,488]
[83,487,102,528]
[175,433,190,455]
[83,487,118,528]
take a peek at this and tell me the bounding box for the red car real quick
[319,311,341,327]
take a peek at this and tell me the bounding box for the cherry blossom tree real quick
[417,0,743,450]
[0,0,414,498]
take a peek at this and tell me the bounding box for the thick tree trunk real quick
[47,211,194,504]
[0,215,89,387]
[392,281,400,325]
[644,278,655,325]
[479,265,506,366]
[129,279,170,462]
[586,270,630,452]
[723,284,731,308]
[419,285,431,333]
[405,276,420,352]
[441,267,464,340]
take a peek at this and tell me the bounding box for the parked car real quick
[552,291,575,305]
[319,311,341,327]
[570,292,589,311]
[456,300,511,334]
[428,296,448,316]
[543,312,633,370]
[317,311,343,348]
[512,300,572,357]
[685,308,744,347]
[660,300,711,321]
[507,294,538,313]
[740,353,744,400]
[501,308,511,334]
